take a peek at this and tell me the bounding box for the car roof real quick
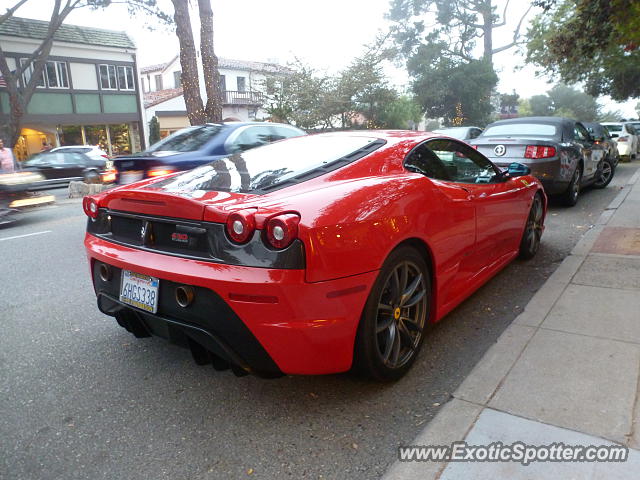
[488,116,573,126]
[52,145,101,150]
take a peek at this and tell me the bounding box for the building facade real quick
[141,55,287,142]
[0,17,145,160]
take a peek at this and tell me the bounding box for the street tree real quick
[388,0,534,64]
[148,116,160,145]
[0,0,170,147]
[547,84,599,121]
[526,0,640,100]
[518,84,600,121]
[377,95,423,129]
[387,0,533,128]
[262,61,334,130]
[333,50,398,128]
[409,43,498,126]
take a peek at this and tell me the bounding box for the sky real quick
[12,0,638,118]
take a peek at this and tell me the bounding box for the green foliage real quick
[387,1,529,130]
[598,109,624,122]
[528,95,554,116]
[148,116,160,145]
[262,50,414,130]
[547,84,599,121]
[409,44,498,126]
[377,96,423,129]
[519,84,600,121]
[262,61,335,130]
[526,0,640,100]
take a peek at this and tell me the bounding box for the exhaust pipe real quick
[98,263,111,282]
[175,285,195,308]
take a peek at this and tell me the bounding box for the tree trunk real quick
[481,0,493,63]
[198,0,222,123]
[171,0,206,125]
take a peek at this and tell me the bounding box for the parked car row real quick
[437,116,634,206]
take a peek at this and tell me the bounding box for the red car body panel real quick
[84,130,546,375]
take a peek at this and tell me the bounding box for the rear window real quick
[483,123,557,137]
[604,124,622,132]
[146,135,384,194]
[146,125,224,153]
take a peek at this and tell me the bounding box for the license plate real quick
[120,170,143,185]
[119,270,159,313]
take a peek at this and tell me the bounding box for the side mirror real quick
[507,162,531,177]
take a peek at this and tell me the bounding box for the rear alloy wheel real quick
[594,158,614,189]
[354,246,431,381]
[519,193,544,260]
[560,165,582,207]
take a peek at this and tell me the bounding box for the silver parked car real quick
[471,117,609,206]
[432,126,483,141]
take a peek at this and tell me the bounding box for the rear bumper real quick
[85,234,377,375]
[616,142,632,156]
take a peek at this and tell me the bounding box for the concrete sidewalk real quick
[384,167,640,479]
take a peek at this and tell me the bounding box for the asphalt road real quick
[2,163,638,480]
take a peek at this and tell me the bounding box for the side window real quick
[404,144,452,181]
[231,127,270,152]
[406,139,498,184]
[270,126,303,142]
[574,124,589,141]
[48,153,66,165]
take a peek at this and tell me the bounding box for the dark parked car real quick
[584,122,619,188]
[114,122,306,185]
[471,117,609,206]
[21,151,114,187]
[432,126,483,141]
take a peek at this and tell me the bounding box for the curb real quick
[383,166,640,480]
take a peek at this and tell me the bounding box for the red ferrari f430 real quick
[84,131,546,380]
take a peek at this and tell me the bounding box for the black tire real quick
[353,246,431,381]
[560,164,582,207]
[519,193,544,260]
[594,157,614,189]
[84,170,100,184]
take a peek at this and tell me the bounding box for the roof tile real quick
[0,16,135,50]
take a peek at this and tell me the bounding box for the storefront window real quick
[84,125,108,151]
[59,125,83,145]
[109,124,132,155]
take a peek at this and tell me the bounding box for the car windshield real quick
[146,124,224,153]
[146,135,383,194]
[483,123,557,136]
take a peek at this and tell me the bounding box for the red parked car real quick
[83,131,546,380]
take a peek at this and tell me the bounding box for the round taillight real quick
[265,213,300,249]
[226,210,256,244]
[83,196,99,219]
